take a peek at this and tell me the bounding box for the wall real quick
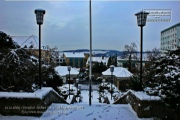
[0,90,68,116]
[114,91,180,119]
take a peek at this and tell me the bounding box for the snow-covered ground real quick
[81,90,100,104]
[40,104,142,120]
[0,87,53,99]
[0,103,152,120]
[0,116,37,120]
[0,89,154,120]
[123,90,161,101]
[78,84,99,90]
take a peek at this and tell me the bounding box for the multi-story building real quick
[161,23,180,50]
[54,52,66,66]
[63,52,85,68]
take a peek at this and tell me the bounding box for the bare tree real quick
[123,42,138,72]
[146,48,160,61]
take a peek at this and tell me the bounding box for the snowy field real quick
[0,90,153,120]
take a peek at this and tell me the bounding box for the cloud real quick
[43,1,89,30]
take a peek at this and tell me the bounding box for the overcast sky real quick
[0,0,180,51]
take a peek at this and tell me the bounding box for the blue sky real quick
[0,0,180,51]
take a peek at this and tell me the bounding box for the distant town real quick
[0,10,180,120]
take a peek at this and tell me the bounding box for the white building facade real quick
[161,23,180,50]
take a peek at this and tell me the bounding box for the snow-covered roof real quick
[58,51,64,58]
[11,35,48,50]
[86,56,109,65]
[55,66,79,76]
[11,35,39,49]
[102,67,133,78]
[63,52,85,58]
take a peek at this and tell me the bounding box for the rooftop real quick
[161,23,180,33]
[11,35,39,49]
[86,56,109,65]
[102,67,133,78]
[55,66,79,76]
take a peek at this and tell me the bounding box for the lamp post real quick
[110,65,114,100]
[67,66,71,99]
[135,11,149,89]
[76,78,79,95]
[102,79,105,96]
[34,9,45,89]
[89,0,92,106]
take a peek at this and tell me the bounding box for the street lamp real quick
[34,9,46,89]
[76,78,79,96]
[102,79,105,96]
[110,65,114,100]
[67,66,71,99]
[135,11,149,90]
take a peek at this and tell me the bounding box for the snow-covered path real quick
[80,90,100,104]
[38,90,149,120]
[78,84,99,90]
[40,104,142,120]
[0,90,153,120]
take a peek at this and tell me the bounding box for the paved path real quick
[80,90,100,104]
[78,84,99,90]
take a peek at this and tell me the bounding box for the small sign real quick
[143,9,172,22]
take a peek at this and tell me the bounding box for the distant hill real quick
[62,49,123,57]
[60,49,157,61]
[63,49,89,52]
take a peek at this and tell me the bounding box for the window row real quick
[161,39,177,45]
[161,27,176,35]
[161,33,176,40]
[161,45,177,50]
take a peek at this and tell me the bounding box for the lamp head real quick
[135,11,149,27]
[110,65,115,72]
[67,66,71,71]
[35,9,46,25]
[76,79,79,83]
